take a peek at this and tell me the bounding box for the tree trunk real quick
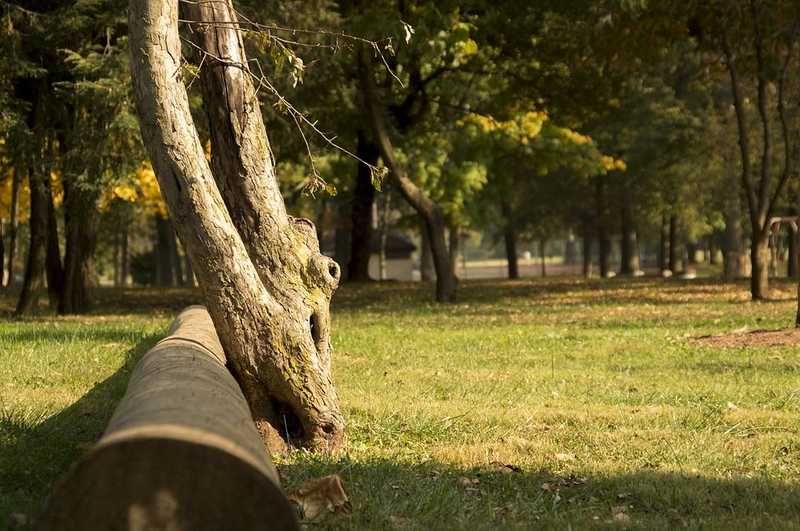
[0,220,5,287]
[121,224,129,287]
[620,204,639,275]
[170,220,185,286]
[132,0,343,450]
[581,217,592,278]
[359,46,456,302]
[448,224,460,280]
[539,239,547,277]
[788,225,798,279]
[155,215,175,287]
[45,166,64,309]
[15,167,48,315]
[333,198,351,281]
[751,233,770,300]
[58,181,98,314]
[5,167,21,287]
[658,213,668,272]
[504,227,519,280]
[501,200,519,279]
[595,177,610,278]
[37,306,299,531]
[668,215,678,273]
[347,130,379,282]
[419,217,435,282]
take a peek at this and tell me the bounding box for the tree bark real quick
[15,167,48,315]
[347,130,379,282]
[501,200,519,279]
[5,167,21,287]
[620,204,639,275]
[58,181,98,314]
[539,239,547,277]
[0,220,5,287]
[419,217,435,282]
[448,224,460,280]
[121,223,129,286]
[668,215,678,273]
[595,177,610,278]
[581,216,592,278]
[788,225,798,279]
[155,215,175,287]
[359,47,456,302]
[658,213,668,272]
[751,234,770,300]
[45,174,64,309]
[132,0,343,450]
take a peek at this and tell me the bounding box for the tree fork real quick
[129,0,343,451]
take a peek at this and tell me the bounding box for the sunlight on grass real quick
[1,278,799,529]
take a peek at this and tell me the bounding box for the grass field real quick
[1,277,799,529]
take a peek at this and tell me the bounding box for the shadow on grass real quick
[0,333,161,528]
[279,457,800,529]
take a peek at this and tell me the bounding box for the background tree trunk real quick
[751,233,770,299]
[581,217,592,278]
[0,221,5,287]
[121,224,130,287]
[16,168,48,315]
[788,225,798,279]
[5,167,21,287]
[448,224,460,280]
[347,131,379,282]
[658,213,668,272]
[132,0,343,450]
[58,183,98,314]
[44,173,64,310]
[359,46,456,302]
[539,239,547,277]
[668,215,678,273]
[620,204,638,275]
[501,200,518,279]
[155,215,175,287]
[420,218,435,282]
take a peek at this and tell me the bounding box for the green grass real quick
[1,278,799,529]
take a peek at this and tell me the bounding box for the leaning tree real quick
[128,0,344,451]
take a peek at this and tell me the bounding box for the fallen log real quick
[37,306,299,531]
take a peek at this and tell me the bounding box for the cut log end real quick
[37,437,298,531]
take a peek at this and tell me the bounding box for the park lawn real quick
[1,278,799,529]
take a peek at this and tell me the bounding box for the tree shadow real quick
[278,457,800,529]
[0,333,162,528]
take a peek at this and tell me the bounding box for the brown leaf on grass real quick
[288,474,352,520]
[487,461,522,474]
[458,476,480,486]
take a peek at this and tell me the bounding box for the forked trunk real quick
[358,47,456,302]
[131,0,343,450]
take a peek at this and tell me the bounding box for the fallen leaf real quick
[288,474,351,520]
[458,476,480,486]
[487,461,522,474]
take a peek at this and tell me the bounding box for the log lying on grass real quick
[38,306,299,531]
